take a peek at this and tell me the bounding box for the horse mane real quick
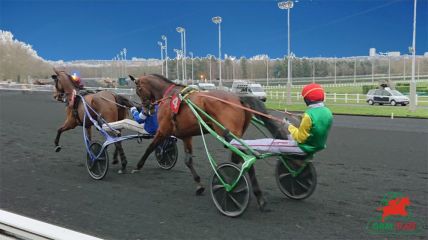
[149,74,186,87]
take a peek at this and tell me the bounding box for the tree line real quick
[1,30,427,83]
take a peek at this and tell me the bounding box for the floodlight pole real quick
[189,52,194,84]
[176,27,186,84]
[207,55,213,83]
[174,49,181,81]
[409,0,417,111]
[158,42,164,75]
[278,1,294,104]
[265,56,269,86]
[212,16,222,87]
[354,57,357,84]
[371,57,374,83]
[162,35,169,78]
[334,57,337,84]
[123,48,127,76]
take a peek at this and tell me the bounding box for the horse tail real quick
[114,94,135,108]
[239,96,288,140]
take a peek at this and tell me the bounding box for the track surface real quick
[1,91,427,239]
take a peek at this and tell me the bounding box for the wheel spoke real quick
[221,191,228,211]
[212,184,225,192]
[233,185,248,194]
[227,193,243,210]
[291,181,296,195]
[279,172,291,180]
[295,179,309,190]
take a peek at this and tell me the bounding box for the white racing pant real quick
[102,119,150,135]
[230,137,305,155]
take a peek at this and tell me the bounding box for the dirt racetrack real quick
[1,91,427,239]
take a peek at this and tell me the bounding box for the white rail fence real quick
[1,82,427,106]
[240,74,428,87]
[0,209,102,240]
[266,91,428,106]
[0,82,135,96]
[264,78,428,90]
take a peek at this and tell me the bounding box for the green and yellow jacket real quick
[288,103,333,154]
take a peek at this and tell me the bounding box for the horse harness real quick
[69,90,96,125]
[158,85,199,121]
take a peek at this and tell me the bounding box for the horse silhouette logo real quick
[377,197,410,222]
[367,192,422,235]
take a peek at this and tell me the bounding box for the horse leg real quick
[116,141,127,174]
[132,133,167,173]
[86,126,92,141]
[54,121,77,152]
[183,137,205,195]
[231,152,266,211]
[112,147,119,165]
[112,129,120,165]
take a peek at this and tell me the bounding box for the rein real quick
[197,94,286,123]
[101,96,128,109]
[149,84,177,106]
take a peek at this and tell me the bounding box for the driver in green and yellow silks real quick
[231,83,333,155]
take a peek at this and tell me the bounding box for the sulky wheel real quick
[86,141,109,180]
[276,159,317,200]
[155,137,178,170]
[210,163,251,217]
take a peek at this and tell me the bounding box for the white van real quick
[231,81,267,102]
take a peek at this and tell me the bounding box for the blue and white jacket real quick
[131,105,159,135]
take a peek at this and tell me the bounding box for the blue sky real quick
[1,0,427,61]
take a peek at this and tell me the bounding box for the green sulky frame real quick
[182,94,312,193]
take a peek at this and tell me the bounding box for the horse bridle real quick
[135,83,156,116]
[53,75,74,105]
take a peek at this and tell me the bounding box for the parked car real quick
[231,81,267,102]
[187,84,199,90]
[197,83,216,90]
[366,88,409,106]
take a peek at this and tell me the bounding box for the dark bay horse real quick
[129,74,287,210]
[52,68,135,173]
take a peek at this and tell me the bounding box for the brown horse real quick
[129,74,287,210]
[52,68,135,173]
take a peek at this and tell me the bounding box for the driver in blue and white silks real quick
[130,106,159,135]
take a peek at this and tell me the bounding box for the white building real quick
[369,48,376,57]
[387,51,400,57]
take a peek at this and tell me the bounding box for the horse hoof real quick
[257,196,267,211]
[54,146,62,152]
[131,169,140,174]
[118,169,126,174]
[195,186,205,195]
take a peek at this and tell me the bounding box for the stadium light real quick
[212,16,222,87]
[278,0,294,104]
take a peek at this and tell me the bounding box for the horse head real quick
[131,74,177,115]
[51,68,78,103]
[130,75,157,115]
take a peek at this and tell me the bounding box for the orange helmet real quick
[301,83,325,102]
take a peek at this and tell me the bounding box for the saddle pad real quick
[170,94,182,114]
